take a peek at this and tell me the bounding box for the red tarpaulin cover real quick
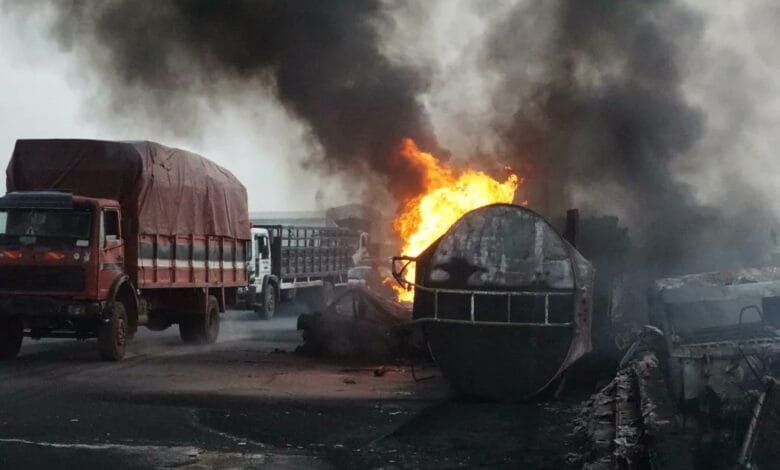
[6,139,250,239]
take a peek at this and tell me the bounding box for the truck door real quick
[254,233,271,283]
[98,208,124,299]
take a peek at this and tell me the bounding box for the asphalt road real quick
[0,305,584,469]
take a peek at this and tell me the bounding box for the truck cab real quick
[248,227,271,286]
[0,191,129,360]
[246,226,281,319]
[649,268,780,409]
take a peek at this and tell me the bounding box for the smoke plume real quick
[6,0,777,276]
[21,0,440,202]
[486,0,776,275]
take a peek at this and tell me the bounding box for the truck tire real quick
[0,316,23,360]
[258,284,277,320]
[98,302,128,361]
[179,296,220,344]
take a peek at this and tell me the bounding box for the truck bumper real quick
[0,296,106,337]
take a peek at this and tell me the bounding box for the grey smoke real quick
[16,0,442,202]
[485,0,776,275]
[4,0,778,277]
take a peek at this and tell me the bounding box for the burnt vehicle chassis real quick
[646,268,780,468]
[585,268,780,469]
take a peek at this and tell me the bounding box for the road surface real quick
[0,307,583,469]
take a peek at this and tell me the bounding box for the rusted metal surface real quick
[394,204,593,400]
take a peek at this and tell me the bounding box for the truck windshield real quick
[0,207,92,242]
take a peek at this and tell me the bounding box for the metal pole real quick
[544,295,550,324]
[737,377,776,468]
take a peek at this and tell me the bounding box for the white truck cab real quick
[245,225,366,319]
[249,227,271,285]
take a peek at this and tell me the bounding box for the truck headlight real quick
[67,305,86,316]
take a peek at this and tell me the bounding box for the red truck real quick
[0,139,250,360]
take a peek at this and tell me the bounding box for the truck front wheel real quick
[179,296,220,344]
[98,302,128,361]
[0,316,23,360]
[258,284,277,320]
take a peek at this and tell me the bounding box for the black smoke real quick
[487,0,775,276]
[6,0,776,276]
[24,0,440,202]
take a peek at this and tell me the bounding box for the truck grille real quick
[0,266,86,292]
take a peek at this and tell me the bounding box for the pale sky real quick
[0,4,349,212]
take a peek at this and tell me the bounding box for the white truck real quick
[246,225,366,318]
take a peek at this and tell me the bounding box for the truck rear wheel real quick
[98,302,128,361]
[258,284,277,320]
[0,316,23,360]
[179,296,220,344]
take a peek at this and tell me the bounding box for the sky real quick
[0,0,778,221]
[0,3,349,212]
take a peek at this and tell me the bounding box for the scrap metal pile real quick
[296,286,417,361]
[581,343,694,469]
[582,267,780,469]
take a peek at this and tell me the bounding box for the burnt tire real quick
[179,296,220,344]
[258,284,277,320]
[98,302,128,361]
[0,316,23,360]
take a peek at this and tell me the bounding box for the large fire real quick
[392,138,520,302]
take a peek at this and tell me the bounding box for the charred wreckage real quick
[292,199,780,469]
[371,204,780,470]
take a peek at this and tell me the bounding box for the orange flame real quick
[392,139,520,302]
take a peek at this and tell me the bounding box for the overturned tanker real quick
[393,203,594,400]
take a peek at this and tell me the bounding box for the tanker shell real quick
[409,203,593,400]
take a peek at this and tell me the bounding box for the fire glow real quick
[392,138,521,302]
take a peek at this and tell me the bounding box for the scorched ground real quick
[0,305,586,469]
